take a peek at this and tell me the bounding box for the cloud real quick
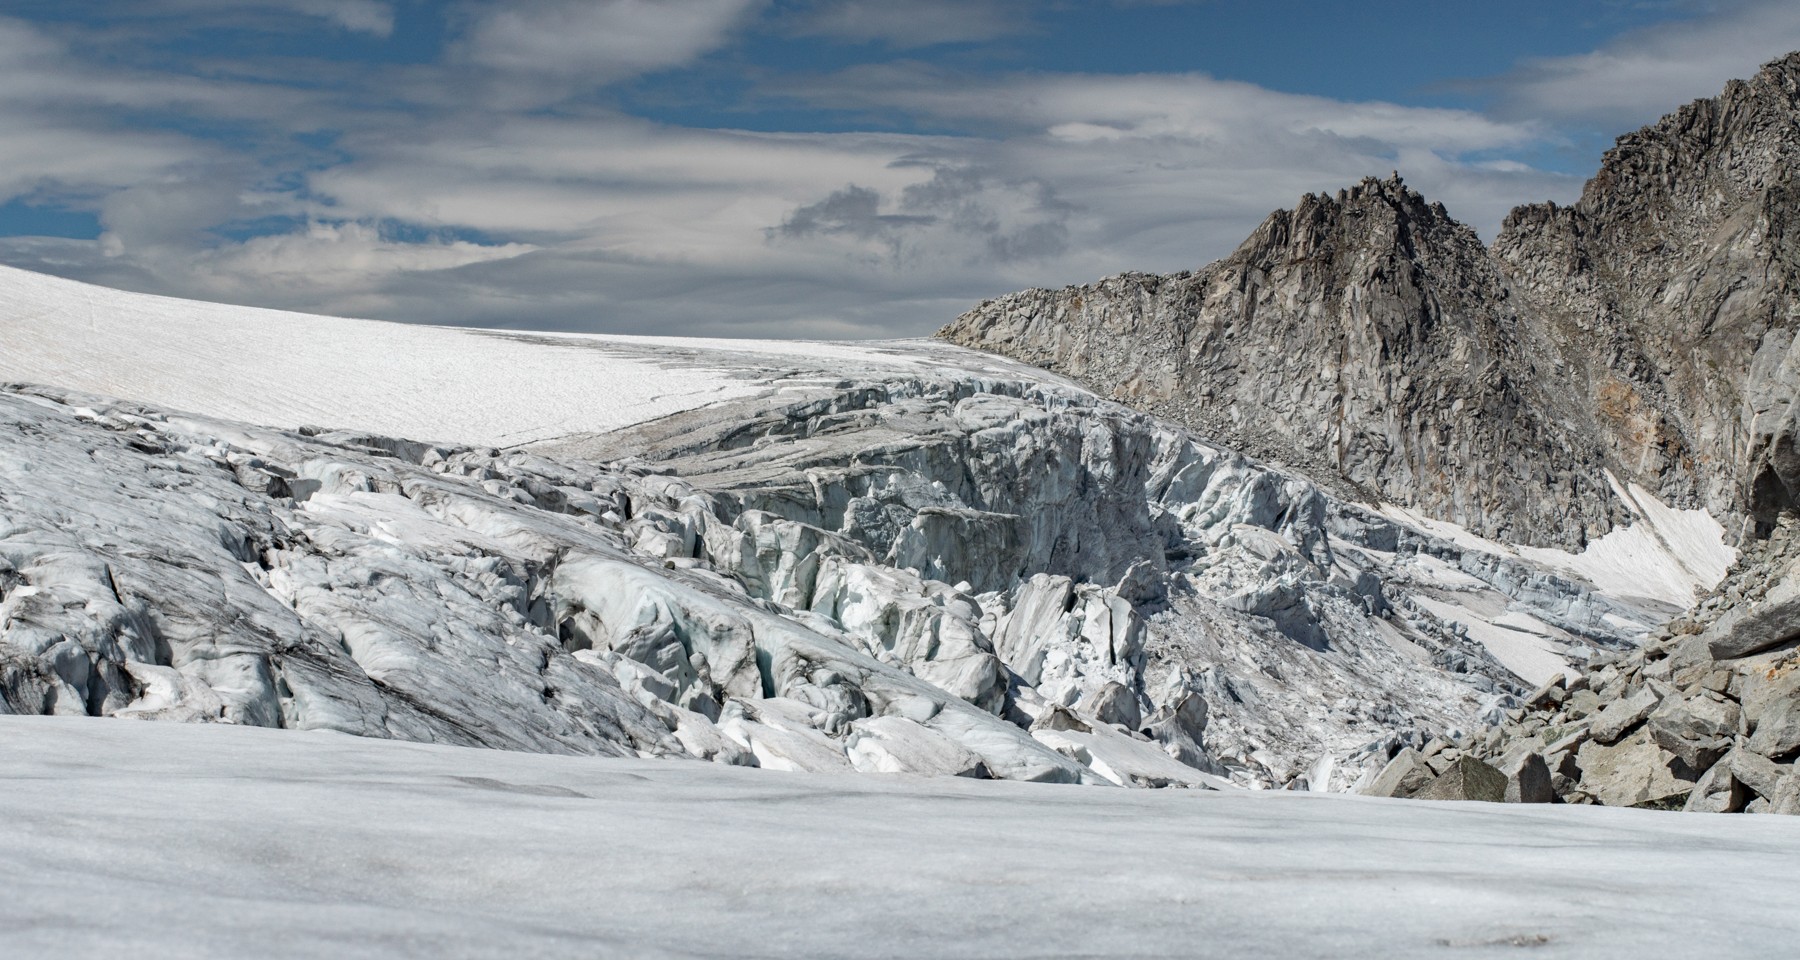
[1482,0,1800,126]
[289,0,395,36]
[782,0,1030,48]
[186,221,535,298]
[23,1,397,38]
[769,166,1072,266]
[456,0,765,81]
[5,1,1751,340]
[775,185,931,240]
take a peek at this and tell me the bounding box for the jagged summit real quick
[939,167,1602,550]
[941,52,1800,561]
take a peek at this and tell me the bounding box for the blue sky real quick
[0,0,1795,336]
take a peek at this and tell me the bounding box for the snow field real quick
[4,716,1797,960]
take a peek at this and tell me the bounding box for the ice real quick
[1381,473,1736,610]
[0,263,1013,447]
[1410,595,1572,687]
[3,715,1797,960]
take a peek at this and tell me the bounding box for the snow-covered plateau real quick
[6,715,1799,960]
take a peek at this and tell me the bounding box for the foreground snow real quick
[4,716,1797,959]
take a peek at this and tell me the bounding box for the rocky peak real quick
[940,169,1607,549]
[1492,53,1800,539]
[944,53,1800,560]
[1234,174,1462,269]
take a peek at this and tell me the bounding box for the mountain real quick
[941,53,1800,563]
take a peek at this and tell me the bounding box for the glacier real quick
[0,266,1706,791]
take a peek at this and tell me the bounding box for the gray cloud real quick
[770,165,1075,268]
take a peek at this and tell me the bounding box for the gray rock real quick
[1563,689,1603,721]
[1647,692,1739,771]
[1524,674,1568,710]
[1773,771,1800,815]
[1363,748,1433,799]
[1590,686,1660,745]
[1747,694,1800,759]
[1501,753,1554,804]
[1576,730,1695,809]
[1727,748,1791,800]
[1078,681,1142,732]
[1413,755,1508,803]
[1703,576,1800,660]
[1683,762,1749,814]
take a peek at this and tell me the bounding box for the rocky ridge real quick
[939,53,1800,560]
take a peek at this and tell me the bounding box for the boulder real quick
[1683,761,1749,813]
[1647,692,1739,771]
[1728,748,1792,800]
[1747,694,1800,760]
[1589,686,1659,744]
[1562,689,1603,721]
[1738,664,1800,728]
[1501,753,1554,804]
[1704,576,1800,660]
[1773,771,1800,815]
[1524,674,1568,709]
[1545,748,1582,796]
[1413,755,1507,803]
[1078,681,1143,731]
[1363,748,1432,799]
[1576,730,1695,808]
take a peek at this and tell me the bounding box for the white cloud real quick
[1485,0,1800,126]
[456,0,765,81]
[186,221,535,297]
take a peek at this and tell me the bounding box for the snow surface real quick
[1410,595,1571,687]
[0,263,1023,447]
[1380,472,1736,610]
[5,716,1798,960]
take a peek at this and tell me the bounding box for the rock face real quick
[939,53,1800,560]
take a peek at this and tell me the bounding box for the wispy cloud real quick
[455,0,766,81]
[780,0,1031,48]
[1482,0,1800,126]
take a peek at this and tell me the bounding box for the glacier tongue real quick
[0,360,1674,790]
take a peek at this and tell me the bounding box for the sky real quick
[1,0,1797,338]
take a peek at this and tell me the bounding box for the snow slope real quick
[5,716,1798,960]
[1381,473,1735,612]
[0,264,1034,447]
